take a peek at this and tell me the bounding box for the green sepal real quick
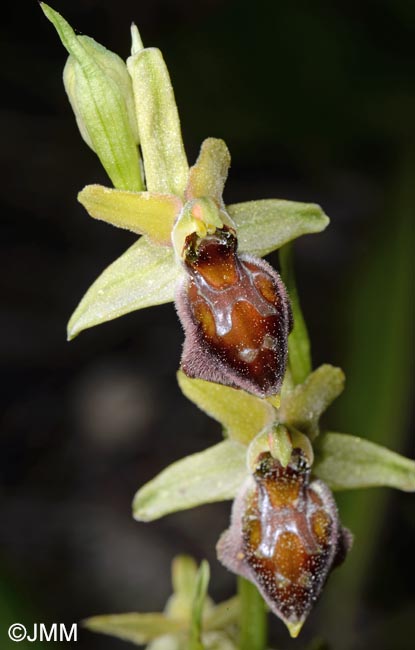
[171,198,235,261]
[41,3,143,192]
[177,371,275,445]
[186,138,231,204]
[127,47,189,197]
[67,237,181,339]
[279,364,345,439]
[227,199,329,257]
[78,184,181,245]
[313,432,415,491]
[83,613,183,645]
[132,441,247,521]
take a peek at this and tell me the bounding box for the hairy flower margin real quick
[42,3,415,646]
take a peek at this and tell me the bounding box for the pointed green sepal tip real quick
[313,432,415,491]
[67,237,181,340]
[132,440,247,521]
[41,3,143,192]
[81,613,182,645]
[227,199,330,257]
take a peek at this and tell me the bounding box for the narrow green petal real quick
[227,199,329,257]
[67,237,181,339]
[313,432,415,491]
[189,562,210,650]
[42,4,143,191]
[186,138,231,203]
[132,441,247,521]
[177,372,275,445]
[78,185,181,244]
[127,47,189,197]
[83,613,182,645]
[279,364,345,438]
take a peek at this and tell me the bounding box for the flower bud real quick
[42,3,142,191]
[63,36,139,148]
[176,225,292,398]
[217,451,352,637]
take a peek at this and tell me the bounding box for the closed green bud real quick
[42,3,143,191]
[63,36,139,148]
[62,56,93,149]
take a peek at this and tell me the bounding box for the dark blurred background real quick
[1,0,413,648]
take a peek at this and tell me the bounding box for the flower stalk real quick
[238,578,267,650]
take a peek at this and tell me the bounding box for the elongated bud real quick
[42,3,143,191]
[63,36,139,148]
[175,214,292,397]
[217,451,352,637]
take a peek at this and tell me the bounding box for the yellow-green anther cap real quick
[41,3,143,192]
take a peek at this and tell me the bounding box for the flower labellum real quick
[175,211,292,398]
[217,451,352,637]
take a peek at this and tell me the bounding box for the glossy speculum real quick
[217,451,351,636]
[176,226,292,397]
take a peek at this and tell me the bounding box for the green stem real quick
[279,243,312,385]
[238,578,267,650]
